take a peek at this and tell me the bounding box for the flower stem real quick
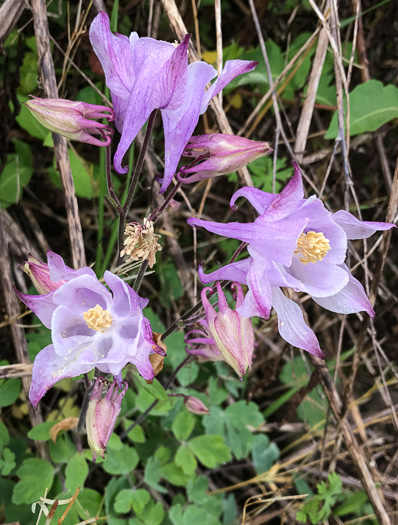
[120,356,193,440]
[77,379,94,435]
[133,259,149,292]
[105,141,123,215]
[117,109,159,266]
[148,180,182,223]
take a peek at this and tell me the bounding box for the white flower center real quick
[83,304,112,332]
[295,231,331,264]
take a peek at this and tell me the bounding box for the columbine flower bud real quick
[21,255,65,294]
[181,134,272,183]
[183,395,209,415]
[202,282,254,380]
[25,96,114,147]
[86,378,127,462]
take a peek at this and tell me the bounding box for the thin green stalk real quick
[95,134,106,277]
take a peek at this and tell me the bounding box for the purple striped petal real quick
[160,61,216,193]
[312,265,375,317]
[198,258,250,285]
[271,288,324,358]
[332,210,396,239]
[200,60,258,113]
[230,187,276,215]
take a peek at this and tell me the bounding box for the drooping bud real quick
[21,255,65,294]
[183,395,209,415]
[185,319,224,362]
[201,282,254,380]
[25,97,114,146]
[86,378,127,462]
[181,134,272,183]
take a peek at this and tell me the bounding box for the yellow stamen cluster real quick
[295,231,331,264]
[121,218,162,268]
[83,304,113,332]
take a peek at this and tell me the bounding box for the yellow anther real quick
[295,231,331,265]
[83,304,112,333]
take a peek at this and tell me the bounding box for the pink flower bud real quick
[86,378,127,462]
[183,395,209,415]
[201,282,254,380]
[181,134,272,183]
[25,97,114,147]
[21,255,65,294]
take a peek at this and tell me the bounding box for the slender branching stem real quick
[134,259,149,292]
[116,109,159,266]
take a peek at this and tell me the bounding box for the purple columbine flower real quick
[89,12,258,193]
[201,282,255,379]
[86,377,128,461]
[25,97,114,146]
[15,251,156,407]
[180,134,272,183]
[188,162,395,358]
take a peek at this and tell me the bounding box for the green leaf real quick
[208,377,228,405]
[251,434,280,474]
[0,448,16,475]
[0,379,21,407]
[114,488,151,515]
[27,420,59,441]
[225,400,264,427]
[203,402,263,459]
[77,488,103,521]
[0,140,33,208]
[12,458,54,504]
[68,148,95,199]
[175,445,197,475]
[103,444,139,475]
[325,80,398,139]
[187,476,209,504]
[170,503,222,525]
[127,423,146,443]
[334,490,368,517]
[144,456,167,494]
[172,410,195,441]
[160,462,191,486]
[49,433,77,463]
[19,51,38,94]
[0,421,10,450]
[143,308,165,332]
[134,373,168,401]
[65,453,88,493]
[142,500,165,525]
[0,478,14,507]
[158,259,183,307]
[105,476,130,521]
[188,435,231,468]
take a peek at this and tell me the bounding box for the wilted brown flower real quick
[121,218,162,268]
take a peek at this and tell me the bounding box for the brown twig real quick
[0,210,47,459]
[31,0,86,269]
[294,28,329,162]
[0,0,26,44]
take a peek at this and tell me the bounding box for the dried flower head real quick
[121,218,162,268]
